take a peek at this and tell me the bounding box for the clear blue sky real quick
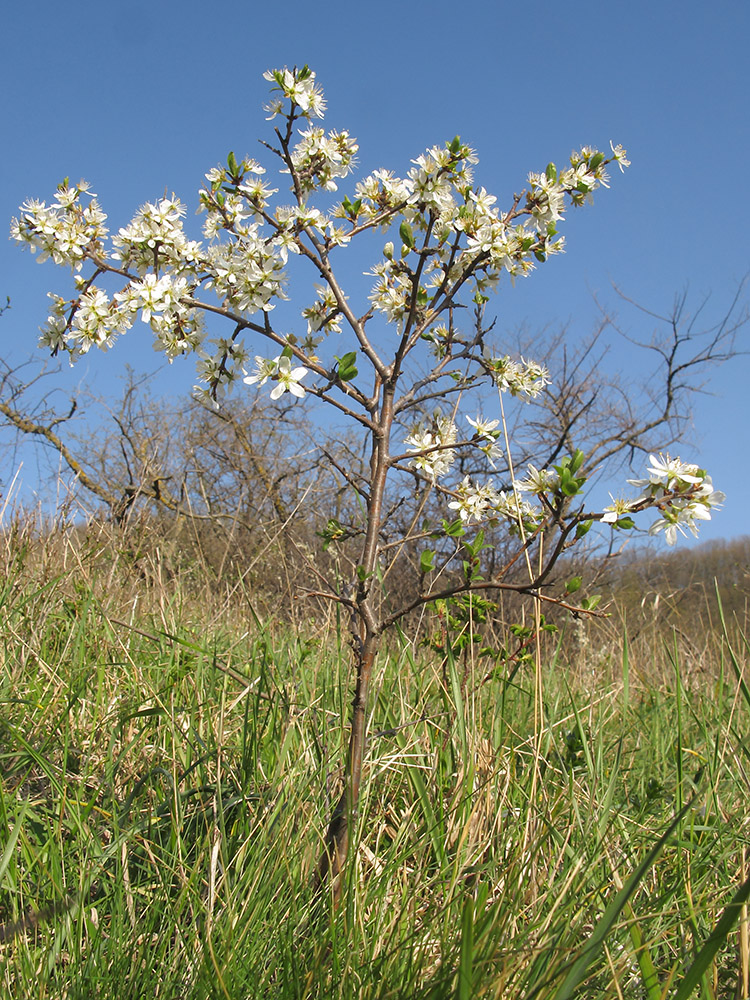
[1,0,748,546]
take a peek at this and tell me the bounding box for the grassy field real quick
[1,520,749,998]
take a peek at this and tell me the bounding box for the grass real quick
[0,519,749,998]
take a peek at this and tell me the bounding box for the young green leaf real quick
[419,550,435,575]
[399,221,415,249]
[335,351,358,382]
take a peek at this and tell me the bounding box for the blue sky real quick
[1,0,748,545]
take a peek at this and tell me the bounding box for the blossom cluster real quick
[263,66,326,121]
[483,355,550,399]
[112,197,202,274]
[405,416,457,480]
[354,139,628,327]
[291,127,358,195]
[610,453,725,545]
[448,475,541,530]
[10,181,108,270]
[200,159,278,236]
[301,284,342,340]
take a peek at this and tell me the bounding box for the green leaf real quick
[589,151,605,170]
[334,351,358,382]
[465,531,485,558]
[450,136,462,154]
[399,221,415,249]
[545,162,558,181]
[575,520,593,539]
[315,517,345,551]
[420,550,435,575]
[443,518,466,538]
[227,150,238,176]
[559,471,581,497]
[581,595,601,611]
[565,576,582,594]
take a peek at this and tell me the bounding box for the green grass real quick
[0,526,749,998]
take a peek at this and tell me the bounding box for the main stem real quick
[315,384,395,903]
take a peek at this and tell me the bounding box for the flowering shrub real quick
[11,64,723,896]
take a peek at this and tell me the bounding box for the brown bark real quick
[315,631,379,906]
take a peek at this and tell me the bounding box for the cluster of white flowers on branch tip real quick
[10,181,108,270]
[447,475,542,529]
[243,354,309,400]
[367,260,416,328]
[302,284,342,336]
[115,273,188,324]
[352,169,412,215]
[204,236,286,315]
[405,417,457,481]
[600,454,724,545]
[291,127,359,195]
[628,454,724,546]
[514,464,560,494]
[263,66,326,121]
[483,355,550,399]
[200,160,278,236]
[112,197,201,274]
[448,476,499,523]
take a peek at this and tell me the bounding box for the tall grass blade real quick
[671,869,750,1000]
[0,802,28,884]
[546,797,697,1000]
[457,893,475,1000]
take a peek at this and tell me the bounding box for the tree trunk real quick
[314,630,379,906]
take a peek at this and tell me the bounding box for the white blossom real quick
[448,476,500,523]
[405,417,457,481]
[291,127,358,195]
[601,496,636,523]
[11,182,108,271]
[466,415,500,439]
[243,355,308,400]
[263,66,326,120]
[485,354,550,398]
[514,464,559,494]
[621,454,724,545]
